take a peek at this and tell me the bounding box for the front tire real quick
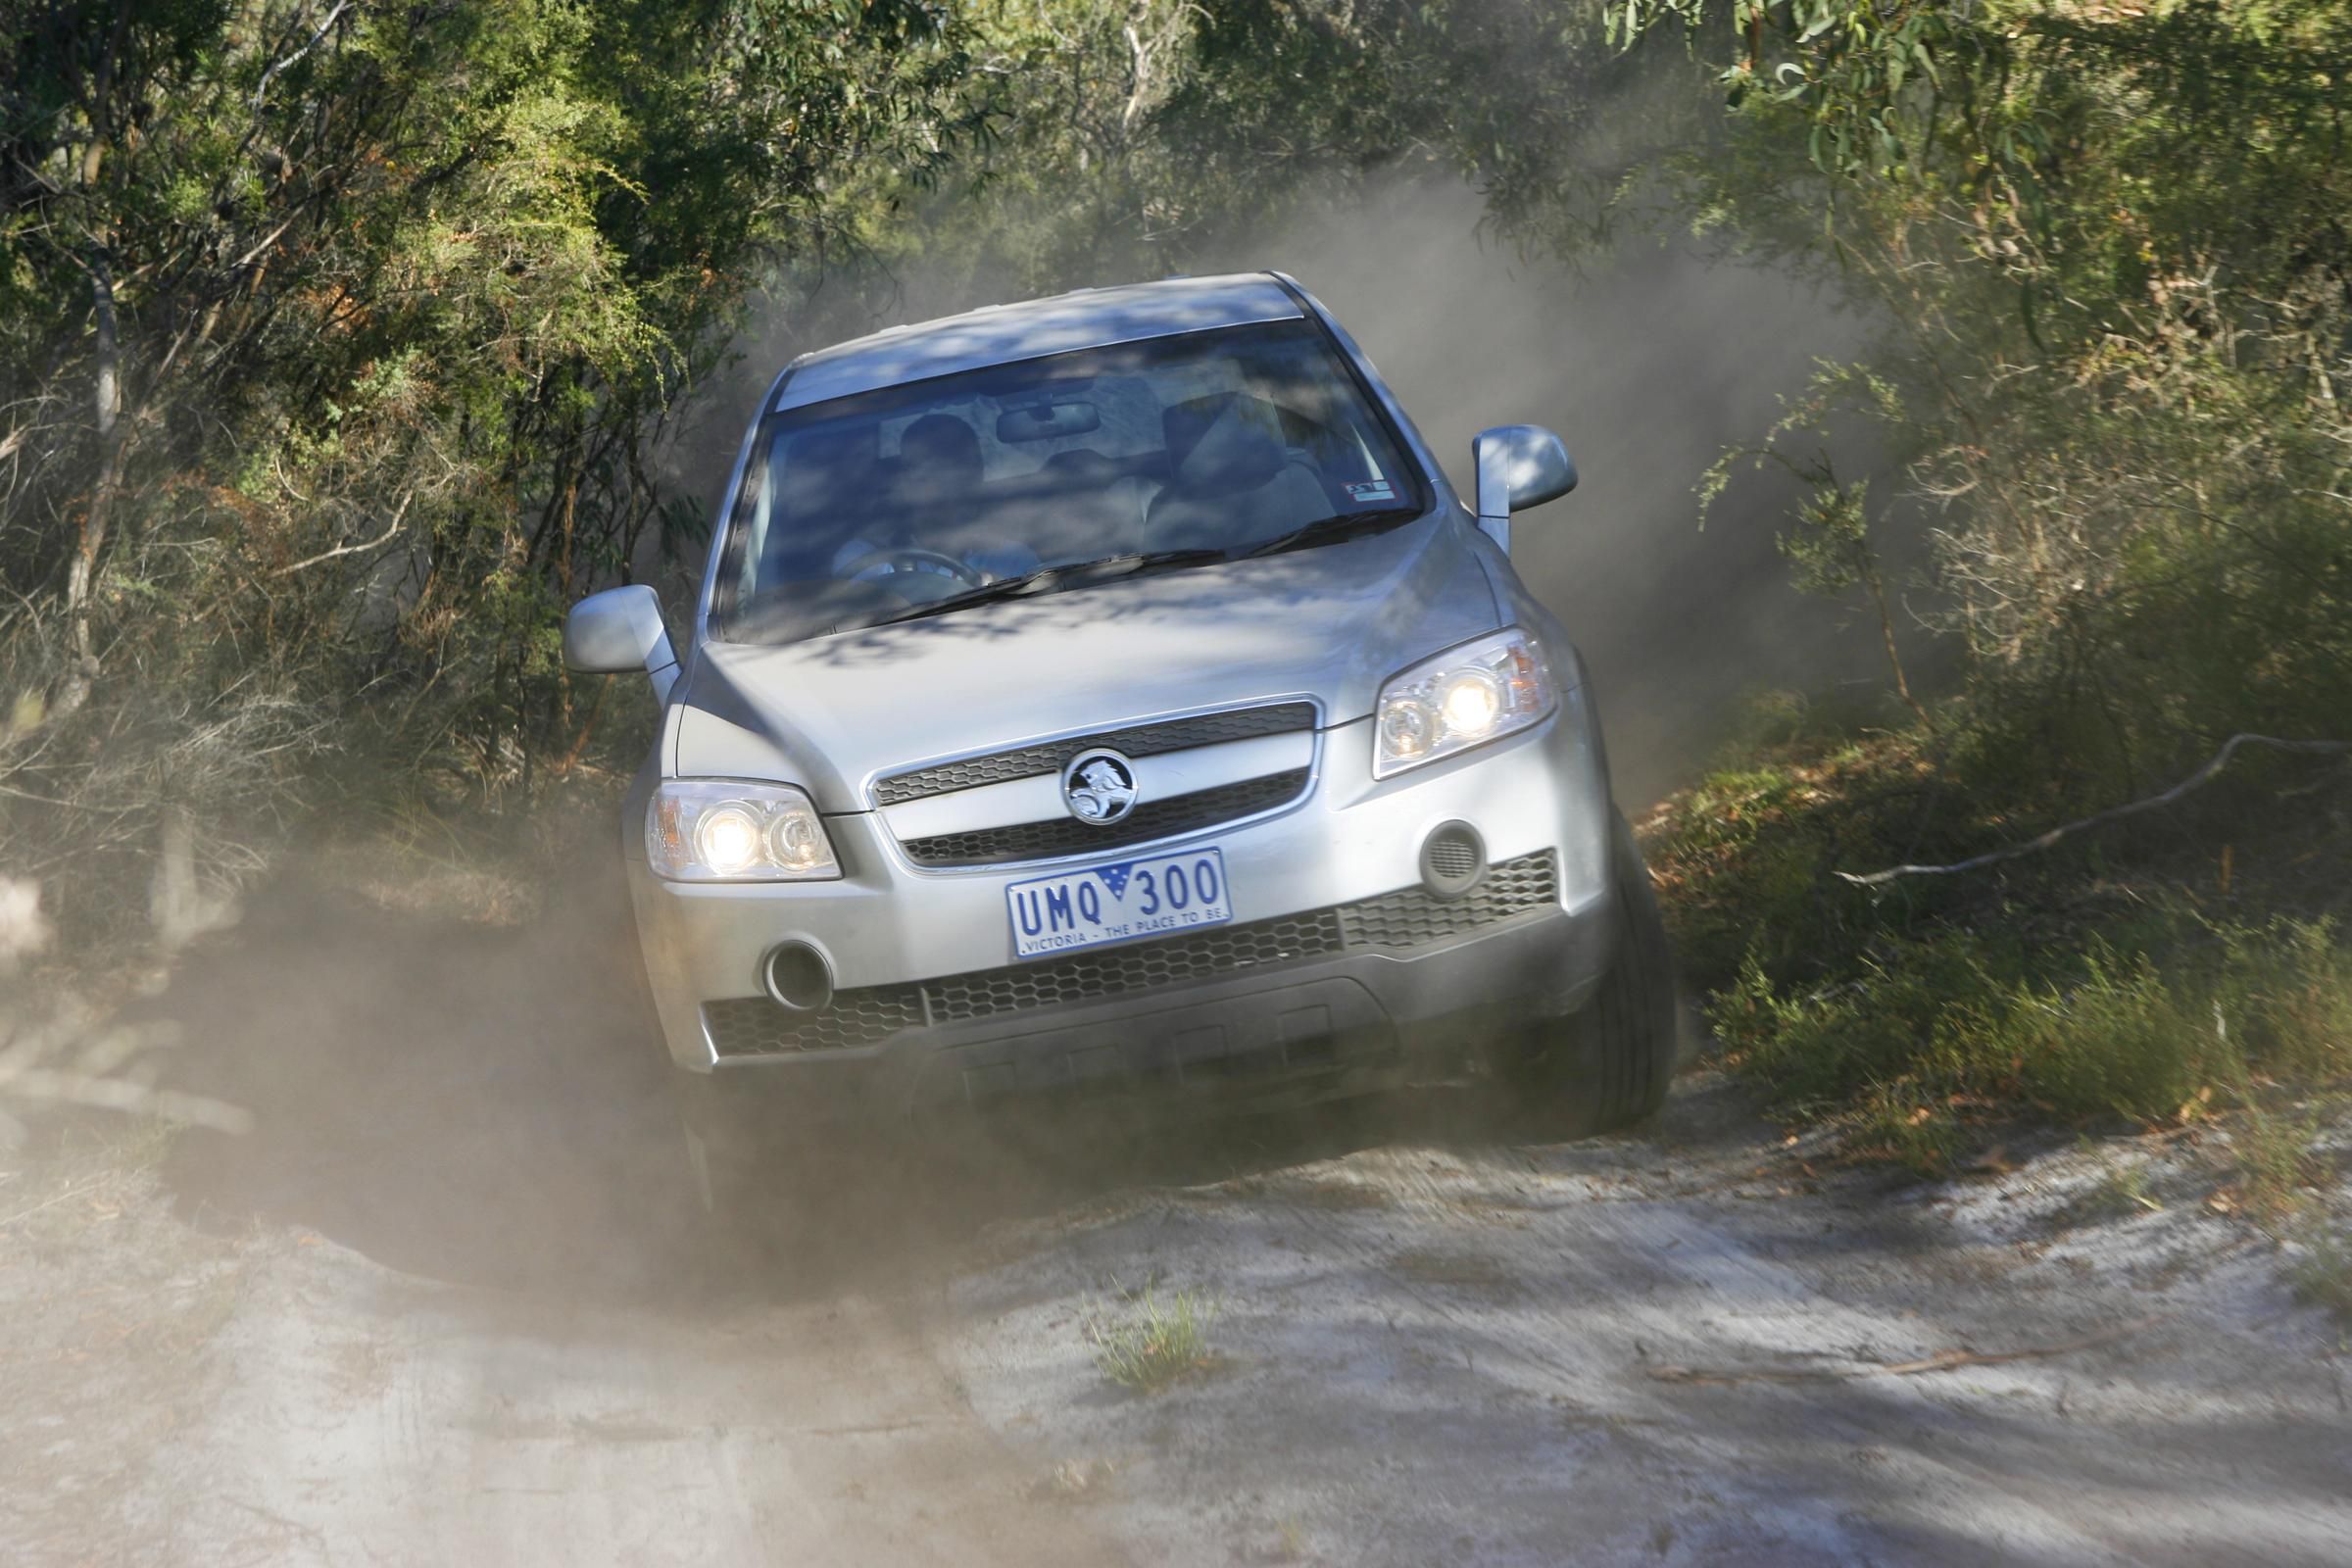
[1504,814,1679,1135]
[670,1072,808,1234]
[670,1070,858,1269]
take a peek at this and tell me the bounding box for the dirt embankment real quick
[4,870,2347,1566]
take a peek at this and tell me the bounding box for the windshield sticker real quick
[1346,479,1396,505]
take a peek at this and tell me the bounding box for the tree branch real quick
[1837,734,2352,887]
[252,0,353,112]
[267,494,412,577]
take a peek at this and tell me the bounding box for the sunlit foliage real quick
[0,0,968,937]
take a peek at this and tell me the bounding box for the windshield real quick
[711,318,1427,643]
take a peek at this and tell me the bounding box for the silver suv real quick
[564,273,1676,1203]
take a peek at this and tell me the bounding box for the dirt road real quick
[941,1082,2352,1565]
[6,869,2347,1565]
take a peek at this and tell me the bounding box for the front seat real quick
[1145,394,1330,553]
[1037,446,1155,556]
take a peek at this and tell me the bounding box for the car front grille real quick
[899,768,1310,867]
[701,850,1558,1059]
[872,702,1317,805]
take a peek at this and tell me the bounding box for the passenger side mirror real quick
[1471,424,1577,551]
[564,584,679,705]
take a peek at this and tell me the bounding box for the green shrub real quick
[1707,915,2351,1170]
[2290,1227,2352,1326]
[1976,948,2217,1125]
[2218,919,2352,1084]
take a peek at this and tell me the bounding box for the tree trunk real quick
[53,247,128,723]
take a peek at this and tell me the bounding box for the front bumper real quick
[679,895,1614,1132]
[627,690,1618,1099]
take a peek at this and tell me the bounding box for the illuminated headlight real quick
[646,781,839,881]
[1373,627,1556,779]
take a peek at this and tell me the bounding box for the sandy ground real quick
[3,868,2347,1566]
[942,1082,2352,1566]
[110,1240,1117,1566]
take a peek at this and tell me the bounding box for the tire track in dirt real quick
[125,1233,1126,1567]
[934,1079,2352,1566]
[1254,1143,2131,1563]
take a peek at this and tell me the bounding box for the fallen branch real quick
[1646,1314,2163,1387]
[1838,734,2352,887]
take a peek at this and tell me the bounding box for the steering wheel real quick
[839,547,989,591]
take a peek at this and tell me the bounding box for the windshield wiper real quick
[1230,506,1425,561]
[856,512,1422,632]
[861,548,1231,628]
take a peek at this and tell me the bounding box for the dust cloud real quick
[140,64,1903,1279]
[1195,177,1890,806]
[41,152,2326,1568]
[695,175,1901,808]
[151,176,1893,1295]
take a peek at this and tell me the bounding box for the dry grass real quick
[1084,1286,1220,1394]
[1033,1456,1118,1499]
[2075,1158,2163,1223]
[2228,1093,2332,1226]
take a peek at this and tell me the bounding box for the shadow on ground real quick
[149,858,1545,1311]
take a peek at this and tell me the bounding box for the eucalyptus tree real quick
[0,0,968,937]
[1612,0,2352,790]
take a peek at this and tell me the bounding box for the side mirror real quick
[564,584,679,705]
[1471,424,1577,550]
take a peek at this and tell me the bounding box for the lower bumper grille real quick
[702,988,925,1058]
[702,850,1558,1059]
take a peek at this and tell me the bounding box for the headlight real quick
[1373,627,1556,778]
[646,781,839,881]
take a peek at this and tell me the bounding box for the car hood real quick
[671,514,1504,811]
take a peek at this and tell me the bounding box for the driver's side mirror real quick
[1471,424,1577,551]
[564,584,679,705]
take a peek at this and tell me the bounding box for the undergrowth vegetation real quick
[1644,717,2352,1216]
[2291,1228,2352,1329]
[2,0,972,959]
[1616,0,2352,1274]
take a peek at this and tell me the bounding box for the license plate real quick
[1005,847,1234,958]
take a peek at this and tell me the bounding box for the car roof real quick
[770,272,1304,413]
